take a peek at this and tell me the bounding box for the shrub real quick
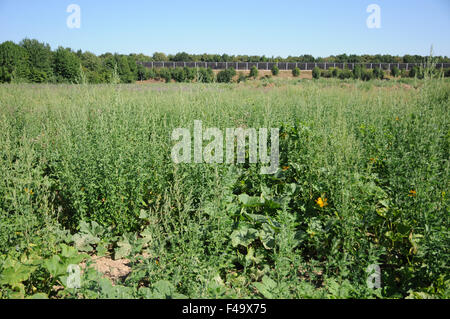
[147,68,157,79]
[159,68,171,83]
[196,67,214,83]
[361,69,374,81]
[238,72,247,83]
[409,66,424,79]
[400,69,408,78]
[292,67,300,77]
[444,68,450,77]
[249,66,258,78]
[320,69,332,78]
[332,67,339,78]
[312,67,321,79]
[271,64,279,76]
[216,68,236,83]
[353,65,362,79]
[170,67,187,82]
[390,66,400,78]
[338,69,353,79]
[373,67,384,79]
[184,67,196,82]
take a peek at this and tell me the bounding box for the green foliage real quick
[0,41,29,82]
[249,66,258,78]
[409,66,424,79]
[216,68,236,83]
[159,68,172,82]
[338,69,353,79]
[353,65,363,79]
[52,47,80,83]
[292,67,300,77]
[312,67,321,79]
[391,66,400,77]
[373,67,385,79]
[271,64,279,76]
[196,67,214,83]
[0,79,448,299]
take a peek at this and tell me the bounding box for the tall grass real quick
[0,79,448,298]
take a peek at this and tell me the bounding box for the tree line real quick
[1,38,449,83]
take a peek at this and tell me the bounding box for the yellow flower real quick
[316,197,328,208]
[408,190,416,197]
[282,166,289,171]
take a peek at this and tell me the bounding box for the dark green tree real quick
[20,38,53,82]
[53,47,80,82]
[312,66,321,79]
[0,41,29,82]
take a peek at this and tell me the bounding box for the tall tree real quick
[20,38,53,82]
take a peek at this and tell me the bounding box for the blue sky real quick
[0,0,449,57]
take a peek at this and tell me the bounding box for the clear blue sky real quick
[0,0,449,58]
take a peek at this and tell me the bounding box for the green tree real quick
[353,65,362,79]
[390,66,400,77]
[0,41,29,82]
[271,64,279,76]
[292,67,300,77]
[53,47,80,82]
[312,67,321,79]
[20,38,53,82]
[249,66,258,78]
[216,68,236,83]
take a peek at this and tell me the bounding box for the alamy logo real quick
[66,4,81,29]
[366,264,381,289]
[66,264,81,288]
[171,120,279,174]
[366,4,381,29]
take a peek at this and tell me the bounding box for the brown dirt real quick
[81,255,132,284]
[223,69,312,80]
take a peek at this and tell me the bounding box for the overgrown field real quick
[0,78,448,299]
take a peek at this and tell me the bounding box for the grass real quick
[0,78,448,299]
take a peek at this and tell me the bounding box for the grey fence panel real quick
[277,62,287,70]
[258,62,268,70]
[236,62,246,69]
[267,62,275,70]
[140,61,449,71]
[286,63,295,70]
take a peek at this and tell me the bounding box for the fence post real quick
[406,63,408,70]
[246,62,248,70]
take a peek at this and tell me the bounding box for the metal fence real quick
[139,61,450,71]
